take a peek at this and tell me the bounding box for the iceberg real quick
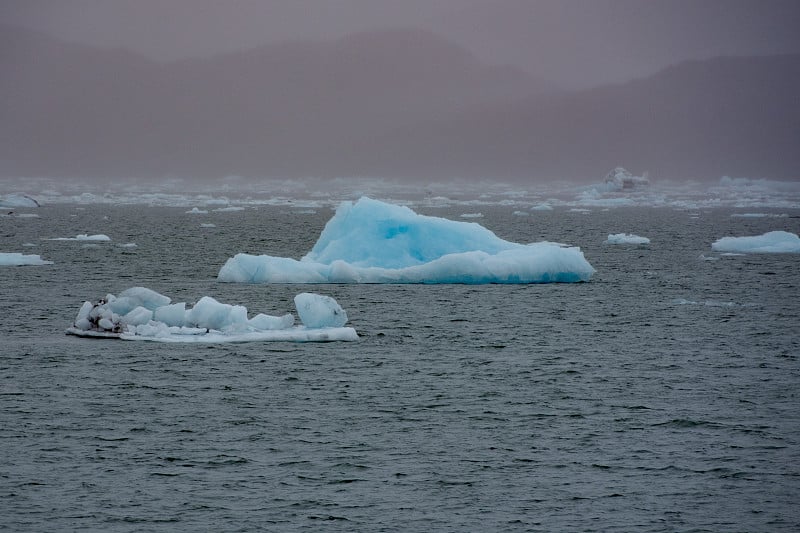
[711,231,800,253]
[0,252,53,266]
[66,287,357,342]
[218,197,594,284]
[603,167,650,191]
[0,193,40,208]
[606,233,651,245]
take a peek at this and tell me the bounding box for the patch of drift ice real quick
[50,234,111,241]
[711,231,800,253]
[0,252,53,266]
[730,213,788,218]
[218,197,594,284]
[66,287,357,342]
[606,233,650,245]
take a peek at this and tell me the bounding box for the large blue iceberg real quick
[218,197,595,284]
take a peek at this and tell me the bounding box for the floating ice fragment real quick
[153,302,186,327]
[606,233,650,245]
[294,293,348,328]
[186,296,248,331]
[50,234,111,241]
[118,287,172,310]
[186,207,208,214]
[730,213,788,218]
[218,197,594,284]
[711,231,800,253]
[67,287,356,342]
[0,252,53,266]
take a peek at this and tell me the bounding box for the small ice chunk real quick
[294,293,348,328]
[711,231,800,253]
[118,287,171,310]
[186,207,208,214]
[0,252,53,266]
[76,234,111,241]
[186,296,247,330]
[122,306,153,326]
[73,301,94,330]
[153,302,186,327]
[248,313,295,330]
[607,233,650,245]
[130,322,172,338]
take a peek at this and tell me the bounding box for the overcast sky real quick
[3,0,800,88]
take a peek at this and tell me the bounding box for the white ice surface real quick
[606,233,651,245]
[0,252,53,266]
[294,293,348,328]
[218,197,594,284]
[50,234,111,241]
[711,231,800,253]
[67,287,356,342]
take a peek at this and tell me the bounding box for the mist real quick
[1,0,799,185]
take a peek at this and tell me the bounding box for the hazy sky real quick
[3,0,800,88]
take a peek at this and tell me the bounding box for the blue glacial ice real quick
[66,287,357,342]
[218,197,595,284]
[711,231,800,253]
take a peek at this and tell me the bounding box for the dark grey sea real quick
[2,203,799,531]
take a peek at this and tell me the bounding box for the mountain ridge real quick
[1,25,797,182]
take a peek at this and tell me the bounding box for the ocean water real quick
[2,203,799,531]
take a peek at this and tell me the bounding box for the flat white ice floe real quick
[606,233,651,245]
[218,197,594,284]
[0,252,53,266]
[66,287,357,342]
[50,234,111,241]
[711,231,800,253]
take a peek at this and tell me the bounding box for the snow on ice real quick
[711,231,800,254]
[218,197,595,284]
[606,233,651,245]
[66,287,358,342]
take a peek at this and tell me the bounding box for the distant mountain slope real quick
[362,54,800,181]
[1,25,797,182]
